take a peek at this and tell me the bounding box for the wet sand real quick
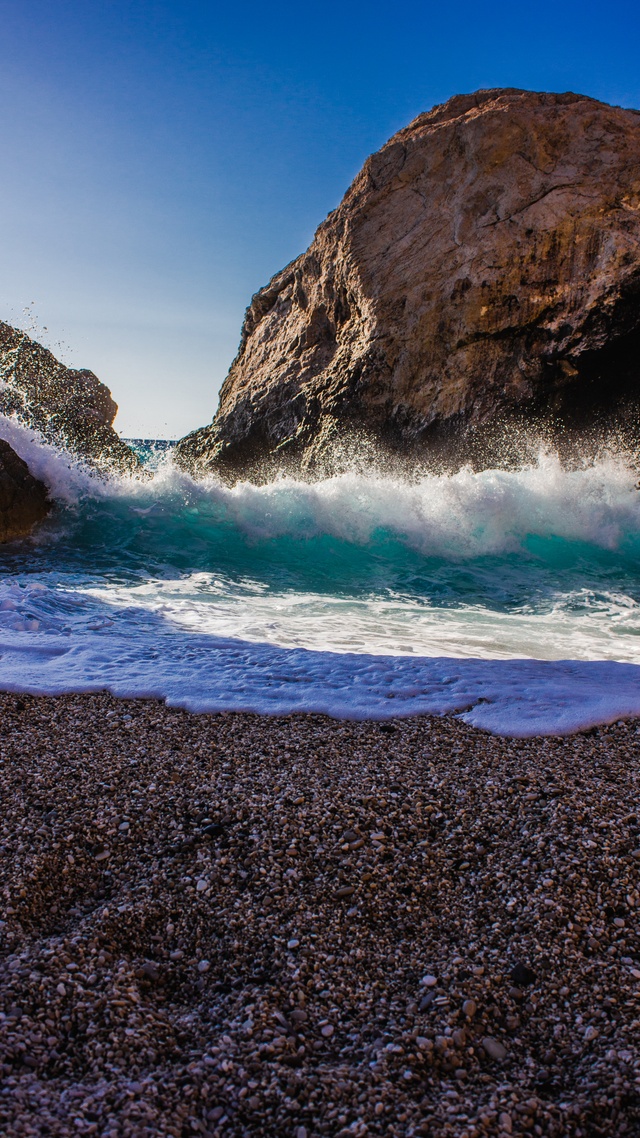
[0,692,639,1136]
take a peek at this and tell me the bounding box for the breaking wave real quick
[2,414,640,735]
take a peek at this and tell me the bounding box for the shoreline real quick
[0,692,639,1136]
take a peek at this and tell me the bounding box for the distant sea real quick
[1,419,640,736]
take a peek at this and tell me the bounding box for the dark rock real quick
[202,823,223,837]
[137,962,160,982]
[176,89,640,481]
[510,962,537,987]
[482,1036,508,1061]
[0,438,50,541]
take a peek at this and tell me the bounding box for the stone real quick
[176,89,640,481]
[0,439,50,542]
[137,962,159,982]
[202,823,223,837]
[421,974,438,987]
[335,885,354,898]
[0,321,140,475]
[510,962,537,987]
[462,999,477,1018]
[482,1036,508,1061]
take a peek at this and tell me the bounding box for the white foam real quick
[0,624,638,736]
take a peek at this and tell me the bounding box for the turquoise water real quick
[1,419,640,734]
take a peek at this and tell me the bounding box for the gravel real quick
[0,692,639,1136]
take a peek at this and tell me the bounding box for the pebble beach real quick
[0,693,639,1137]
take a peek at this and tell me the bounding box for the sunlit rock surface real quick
[176,88,640,479]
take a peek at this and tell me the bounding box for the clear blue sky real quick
[1,0,639,437]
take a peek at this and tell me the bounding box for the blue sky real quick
[1,0,639,437]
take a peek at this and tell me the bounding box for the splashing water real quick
[2,414,640,735]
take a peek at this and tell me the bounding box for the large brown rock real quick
[176,88,640,479]
[0,322,141,475]
[0,438,50,542]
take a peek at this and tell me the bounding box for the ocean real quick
[2,414,640,736]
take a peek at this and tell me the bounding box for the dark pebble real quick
[510,962,536,987]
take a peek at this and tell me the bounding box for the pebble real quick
[509,962,536,987]
[482,1037,508,1061]
[0,692,638,1137]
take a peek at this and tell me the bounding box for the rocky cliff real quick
[0,322,140,475]
[0,439,50,542]
[175,88,640,479]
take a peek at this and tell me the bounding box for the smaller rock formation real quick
[0,322,140,474]
[0,438,50,542]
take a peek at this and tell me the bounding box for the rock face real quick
[176,88,640,479]
[0,439,50,542]
[0,322,140,474]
